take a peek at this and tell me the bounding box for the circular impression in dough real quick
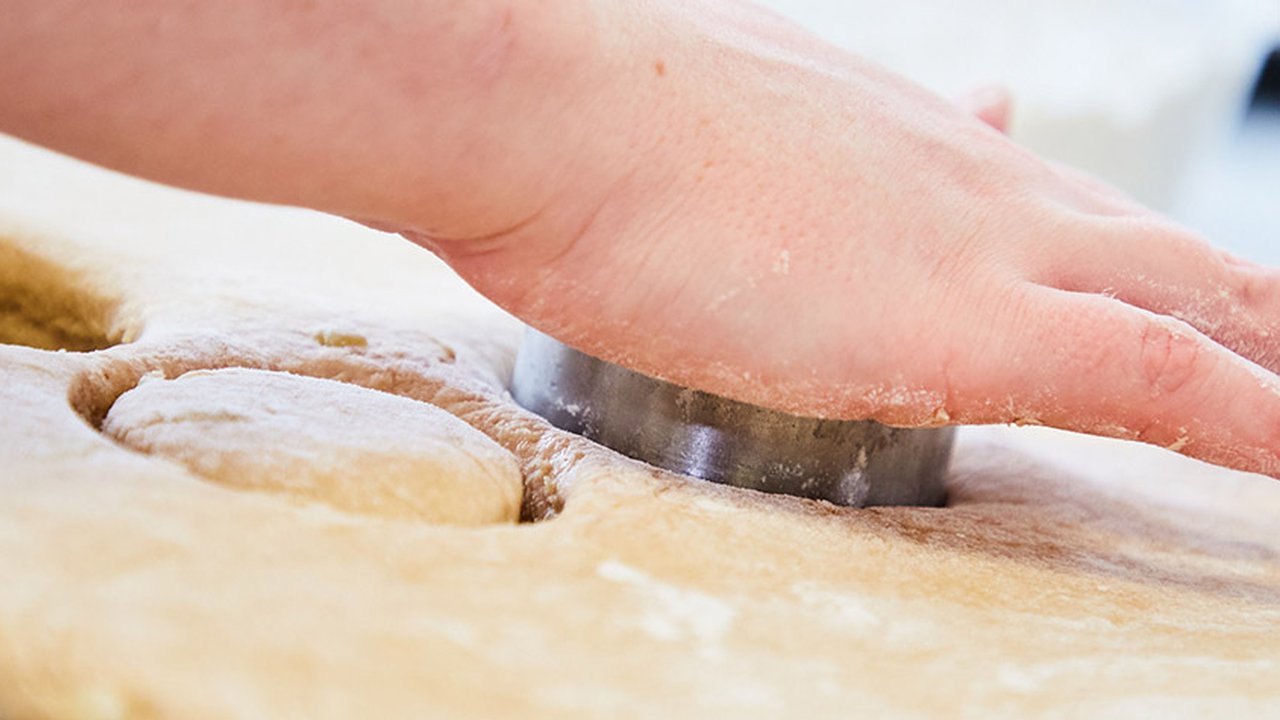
[102,367,523,525]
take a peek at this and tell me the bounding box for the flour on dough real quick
[103,368,523,525]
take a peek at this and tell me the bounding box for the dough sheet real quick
[0,135,1276,719]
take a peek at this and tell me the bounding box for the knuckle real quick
[1225,263,1280,309]
[1136,321,1210,400]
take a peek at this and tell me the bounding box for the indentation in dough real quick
[313,329,368,348]
[102,368,523,525]
[0,239,125,351]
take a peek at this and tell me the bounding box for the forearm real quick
[0,0,612,238]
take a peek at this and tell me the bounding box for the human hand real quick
[422,1,1280,477]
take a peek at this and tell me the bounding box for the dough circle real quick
[103,368,523,525]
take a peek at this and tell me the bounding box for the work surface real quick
[1,136,1277,719]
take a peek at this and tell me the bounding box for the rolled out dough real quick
[0,133,1277,719]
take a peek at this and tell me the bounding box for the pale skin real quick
[4,1,1280,478]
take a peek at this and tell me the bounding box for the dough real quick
[0,133,1277,719]
[103,368,523,525]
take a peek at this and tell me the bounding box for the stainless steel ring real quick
[510,329,952,507]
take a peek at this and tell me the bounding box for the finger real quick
[1030,214,1280,375]
[955,285,1280,477]
[952,85,1012,134]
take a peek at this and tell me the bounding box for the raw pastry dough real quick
[103,368,523,525]
[0,134,1277,719]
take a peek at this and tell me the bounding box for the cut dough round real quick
[103,368,523,525]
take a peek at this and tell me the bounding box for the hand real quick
[422,1,1280,477]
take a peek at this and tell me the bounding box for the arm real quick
[0,0,617,240]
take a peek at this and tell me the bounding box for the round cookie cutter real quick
[511,329,952,507]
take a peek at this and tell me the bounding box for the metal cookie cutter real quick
[511,329,952,507]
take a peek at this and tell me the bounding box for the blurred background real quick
[757,0,1280,261]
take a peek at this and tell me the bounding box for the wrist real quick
[391,0,626,240]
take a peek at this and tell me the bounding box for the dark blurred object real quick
[1252,47,1280,107]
